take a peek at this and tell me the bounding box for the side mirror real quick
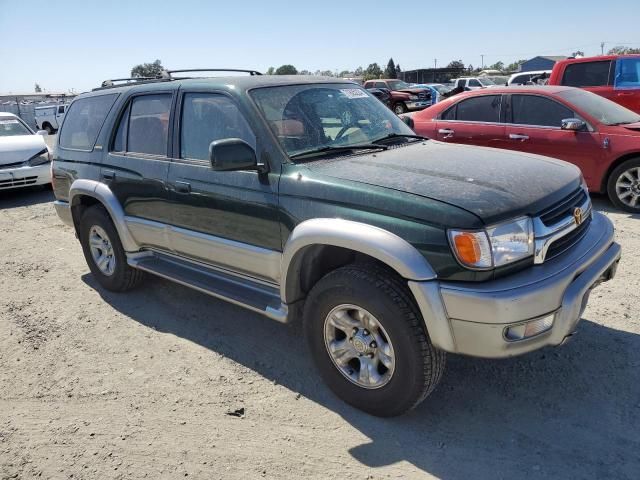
[209,138,261,172]
[561,118,586,131]
[36,130,48,136]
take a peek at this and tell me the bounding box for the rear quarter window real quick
[561,61,612,87]
[59,94,118,150]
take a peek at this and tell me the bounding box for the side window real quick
[125,94,172,156]
[440,104,457,120]
[456,95,501,122]
[510,95,574,127]
[111,103,131,152]
[468,79,481,87]
[364,82,373,89]
[455,79,463,88]
[180,93,256,161]
[59,94,118,150]
[375,82,387,89]
[614,57,640,90]
[562,61,611,87]
[58,106,65,114]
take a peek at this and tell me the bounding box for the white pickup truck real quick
[35,104,68,134]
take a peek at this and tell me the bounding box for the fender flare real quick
[280,218,436,303]
[69,179,139,252]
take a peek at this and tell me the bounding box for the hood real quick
[304,140,581,224]
[0,134,47,165]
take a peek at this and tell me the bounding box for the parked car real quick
[549,55,640,113]
[367,87,392,108]
[508,70,552,86]
[452,77,498,90]
[35,103,69,134]
[52,71,620,417]
[363,79,431,114]
[409,85,640,212]
[0,112,51,190]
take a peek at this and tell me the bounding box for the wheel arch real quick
[600,152,640,192]
[69,179,139,252]
[281,218,436,304]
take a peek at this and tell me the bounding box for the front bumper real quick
[53,199,74,227]
[405,101,432,111]
[0,163,51,190]
[409,211,621,358]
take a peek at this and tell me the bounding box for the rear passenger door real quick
[435,94,505,147]
[104,90,176,250]
[165,90,281,283]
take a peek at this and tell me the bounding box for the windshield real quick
[557,88,640,125]
[0,118,32,137]
[386,80,412,90]
[478,78,497,86]
[251,83,416,159]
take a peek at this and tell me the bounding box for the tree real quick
[395,64,402,76]
[275,64,298,75]
[363,63,383,81]
[447,60,465,69]
[384,58,397,79]
[571,50,585,57]
[488,61,504,71]
[130,59,164,78]
[299,69,311,76]
[607,46,640,55]
[505,59,526,72]
[319,70,334,77]
[338,70,351,78]
[266,66,275,75]
[34,83,42,93]
[354,66,364,77]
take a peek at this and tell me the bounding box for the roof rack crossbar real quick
[162,68,262,79]
[100,76,158,88]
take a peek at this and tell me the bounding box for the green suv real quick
[52,70,621,416]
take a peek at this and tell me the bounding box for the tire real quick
[79,205,144,291]
[43,123,54,135]
[393,102,407,115]
[607,158,640,213]
[303,264,445,417]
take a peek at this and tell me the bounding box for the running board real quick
[127,252,288,323]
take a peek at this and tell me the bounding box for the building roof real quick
[527,56,568,62]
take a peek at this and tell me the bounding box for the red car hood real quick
[622,122,640,131]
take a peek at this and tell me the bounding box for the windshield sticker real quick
[0,120,20,125]
[340,89,369,99]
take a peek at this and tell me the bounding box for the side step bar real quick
[127,252,288,323]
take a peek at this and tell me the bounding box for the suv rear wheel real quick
[79,205,144,291]
[393,102,407,115]
[607,158,640,213]
[303,264,445,417]
[43,123,54,135]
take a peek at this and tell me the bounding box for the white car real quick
[0,112,52,190]
[452,77,499,90]
[507,70,551,86]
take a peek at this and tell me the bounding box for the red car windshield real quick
[558,89,640,125]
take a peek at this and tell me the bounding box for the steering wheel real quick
[335,109,356,141]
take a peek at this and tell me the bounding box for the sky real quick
[1,0,639,94]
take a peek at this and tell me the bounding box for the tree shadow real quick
[0,185,53,209]
[81,273,640,479]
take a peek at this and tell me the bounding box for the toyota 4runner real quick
[52,69,621,417]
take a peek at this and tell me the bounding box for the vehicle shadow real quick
[0,186,53,209]
[591,193,640,219]
[82,274,640,480]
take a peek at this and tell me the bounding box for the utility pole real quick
[601,42,605,55]
[434,58,437,69]
[481,54,485,69]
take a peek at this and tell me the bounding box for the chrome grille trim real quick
[533,187,592,264]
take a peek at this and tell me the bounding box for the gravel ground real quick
[0,179,639,479]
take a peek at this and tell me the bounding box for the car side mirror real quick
[36,130,48,136]
[561,118,586,131]
[209,138,263,172]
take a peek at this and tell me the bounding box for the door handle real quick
[174,181,191,193]
[101,170,115,180]
[509,134,529,141]
[438,128,454,137]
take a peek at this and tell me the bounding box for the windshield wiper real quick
[289,144,388,160]
[371,133,427,144]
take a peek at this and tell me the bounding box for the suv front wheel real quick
[303,264,445,417]
[79,205,144,291]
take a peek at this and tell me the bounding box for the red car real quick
[410,86,640,212]
[548,55,640,113]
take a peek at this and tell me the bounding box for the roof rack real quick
[159,68,262,79]
[94,76,172,91]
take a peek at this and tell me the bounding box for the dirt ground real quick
[1,176,639,478]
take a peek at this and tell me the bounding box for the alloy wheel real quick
[615,166,640,208]
[88,225,116,276]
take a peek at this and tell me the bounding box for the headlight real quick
[409,95,419,100]
[27,149,51,166]
[449,217,534,269]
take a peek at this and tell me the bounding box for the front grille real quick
[539,187,587,226]
[417,92,429,100]
[545,215,592,260]
[0,175,38,189]
[0,160,27,170]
